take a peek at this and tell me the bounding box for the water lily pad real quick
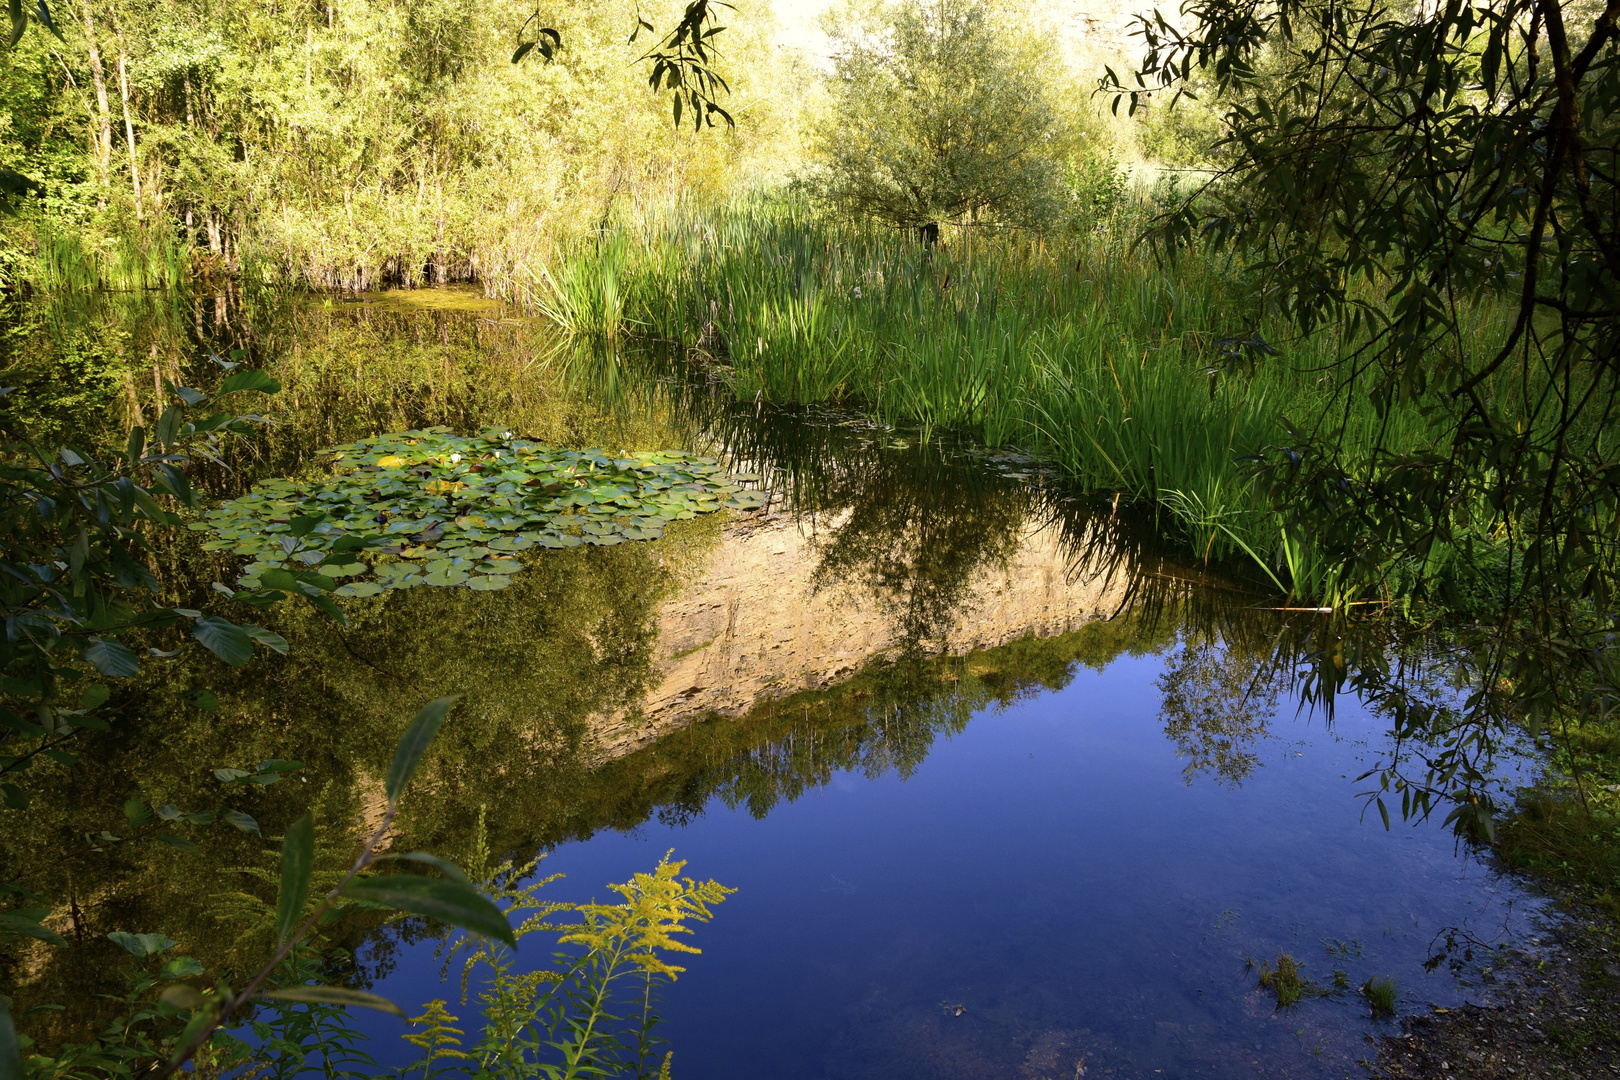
[205,427,753,597]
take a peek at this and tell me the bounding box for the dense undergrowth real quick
[534,199,1525,606]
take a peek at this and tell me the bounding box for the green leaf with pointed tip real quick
[0,911,66,947]
[218,368,281,396]
[223,810,260,834]
[260,986,405,1016]
[84,638,139,677]
[107,931,177,958]
[385,697,460,802]
[194,617,253,667]
[340,875,513,945]
[276,815,314,944]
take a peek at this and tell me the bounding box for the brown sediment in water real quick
[1374,900,1620,1079]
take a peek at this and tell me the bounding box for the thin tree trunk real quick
[116,48,141,219]
[79,0,112,193]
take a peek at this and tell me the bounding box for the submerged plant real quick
[1257,952,1313,1007]
[201,427,766,597]
[1363,976,1398,1016]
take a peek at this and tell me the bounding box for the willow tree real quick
[1106,0,1619,831]
[810,0,1067,232]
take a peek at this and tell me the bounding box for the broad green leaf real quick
[276,814,315,944]
[106,931,177,958]
[223,810,260,834]
[0,911,66,947]
[159,956,205,979]
[218,368,282,396]
[123,797,150,827]
[83,638,139,677]
[384,697,460,802]
[259,986,404,1016]
[193,617,253,667]
[340,875,514,945]
[243,626,289,654]
[257,568,299,591]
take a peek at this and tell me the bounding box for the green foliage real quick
[4,692,731,1080]
[204,428,765,598]
[1256,952,1321,1007]
[1104,0,1620,829]
[541,199,1519,609]
[0,363,330,812]
[0,0,783,293]
[1362,975,1398,1017]
[809,0,1071,229]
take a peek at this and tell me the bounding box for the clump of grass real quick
[1257,952,1308,1006]
[1363,975,1398,1016]
[547,199,1526,605]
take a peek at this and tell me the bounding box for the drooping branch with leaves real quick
[1103,0,1619,826]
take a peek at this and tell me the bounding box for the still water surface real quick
[2,289,1544,1078]
[354,638,1540,1080]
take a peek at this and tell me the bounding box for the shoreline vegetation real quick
[3,0,1618,1074]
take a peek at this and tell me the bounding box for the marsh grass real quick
[539,200,1522,601]
[1362,975,1399,1016]
[1257,952,1311,1006]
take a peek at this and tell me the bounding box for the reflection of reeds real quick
[538,201,1524,603]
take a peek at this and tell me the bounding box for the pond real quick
[0,288,1546,1079]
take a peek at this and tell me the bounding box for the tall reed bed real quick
[540,201,1517,602]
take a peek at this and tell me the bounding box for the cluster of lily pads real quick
[198,427,765,597]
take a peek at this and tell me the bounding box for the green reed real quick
[546,200,1518,602]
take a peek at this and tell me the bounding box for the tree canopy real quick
[1107,0,1619,825]
[810,0,1069,230]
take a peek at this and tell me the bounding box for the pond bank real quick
[1377,895,1618,1079]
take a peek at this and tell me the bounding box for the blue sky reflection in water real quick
[353,642,1543,1080]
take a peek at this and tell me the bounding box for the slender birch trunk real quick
[116,48,142,219]
[79,0,112,194]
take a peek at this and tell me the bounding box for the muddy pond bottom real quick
[354,646,1542,1080]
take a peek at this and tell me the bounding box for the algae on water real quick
[196,427,765,596]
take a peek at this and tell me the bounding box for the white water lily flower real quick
[502,430,513,438]
[449,453,462,464]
